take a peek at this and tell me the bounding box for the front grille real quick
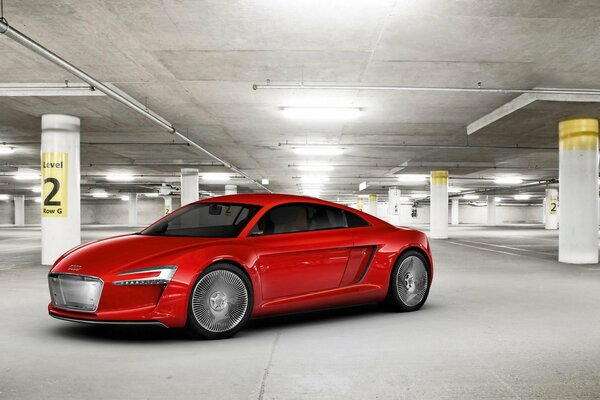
[48,273,103,312]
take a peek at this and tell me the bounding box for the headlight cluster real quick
[113,266,177,286]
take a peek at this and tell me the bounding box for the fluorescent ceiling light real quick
[397,174,428,183]
[410,193,428,199]
[201,173,231,182]
[514,194,531,200]
[0,194,9,200]
[34,198,41,203]
[292,147,344,156]
[91,192,109,198]
[144,193,160,197]
[121,195,129,201]
[282,107,360,120]
[0,146,15,155]
[31,187,41,193]
[106,173,135,182]
[302,190,321,197]
[297,165,334,172]
[494,176,523,185]
[14,172,40,181]
[495,197,503,202]
[448,187,463,193]
[463,194,479,200]
[301,176,329,184]
[261,178,269,185]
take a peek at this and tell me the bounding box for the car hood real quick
[52,234,228,276]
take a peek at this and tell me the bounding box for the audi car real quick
[48,194,433,339]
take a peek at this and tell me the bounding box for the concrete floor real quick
[1,225,600,399]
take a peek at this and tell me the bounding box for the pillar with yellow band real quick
[366,194,378,216]
[558,117,599,264]
[430,170,448,239]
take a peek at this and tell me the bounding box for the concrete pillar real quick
[181,168,199,206]
[128,193,137,226]
[388,187,401,226]
[366,194,377,216]
[558,118,598,264]
[451,198,459,225]
[545,188,558,230]
[164,196,173,215]
[486,195,496,226]
[225,184,237,195]
[357,198,363,211]
[14,195,24,226]
[41,114,80,266]
[430,171,448,239]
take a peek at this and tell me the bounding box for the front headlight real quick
[113,266,177,286]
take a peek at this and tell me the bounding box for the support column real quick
[14,195,24,226]
[225,184,237,195]
[558,118,598,264]
[366,194,377,216]
[388,187,401,226]
[486,195,496,226]
[451,198,459,225]
[430,170,448,239]
[545,188,558,230]
[128,193,137,226]
[356,198,363,211]
[181,168,199,206]
[164,196,173,215]
[41,114,80,266]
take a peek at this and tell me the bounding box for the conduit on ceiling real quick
[0,19,271,193]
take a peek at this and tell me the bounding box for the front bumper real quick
[49,312,167,328]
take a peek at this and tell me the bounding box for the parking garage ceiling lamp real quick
[397,174,428,183]
[14,172,40,181]
[292,147,344,156]
[0,194,9,200]
[91,192,109,198]
[105,173,135,182]
[411,193,428,199]
[463,194,480,200]
[120,195,129,201]
[514,194,531,200]
[0,145,15,155]
[31,186,41,193]
[201,173,231,182]
[144,193,160,198]
[494,176,523,185]
[282,107,360,120]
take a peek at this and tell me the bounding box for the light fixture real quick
[34,198,41,203]
[144,192,160,197]
[261,178,269,185]
[282,107,360,120]
[398,196,410,202]
[91,192,109,198]
[201,173,231,181]
[301,176,329,184]
[106,173,135,182]
[297,165,335,172]
[0,146,15,155]
[494,176,523,185]
[302,190,321,197]
[514,194,531,200]
[121,195,129,201]
[463,194,479,200]
[292,147,344,156]
[0,194,9,200]
[14,172,40,181]
[495,197,503,203]
[397,175,428,183]
[448,187,463,193]
[31,187,41,193]
[410,193,428,199]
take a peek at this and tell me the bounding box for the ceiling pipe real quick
[279,142,556,151]
[0,19,270,193]
[255,83,600,96]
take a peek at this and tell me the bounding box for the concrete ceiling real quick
[2,0,600,203]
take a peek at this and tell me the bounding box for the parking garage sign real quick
[41,152,68,218]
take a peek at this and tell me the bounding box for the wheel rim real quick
[191,270,249,333]
[396,256,428,307]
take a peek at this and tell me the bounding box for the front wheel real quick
[385,250,431,312]
[187,263,253,339]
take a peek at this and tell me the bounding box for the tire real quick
[385,250,431,312]
[186,263,253,339]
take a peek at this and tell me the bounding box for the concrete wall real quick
[0,197,181,226]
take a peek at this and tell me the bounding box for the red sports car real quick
[48,194,433,339]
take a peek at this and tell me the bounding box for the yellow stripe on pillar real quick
[559,118,599,151]
[368,194,377,202]
[430,170,448,186]
[357,198,363,210]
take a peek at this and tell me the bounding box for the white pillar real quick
[558,118,598,264]
[430,171,448,239]
[366,194,377,216]
[225,184,237,195]
[41,114,80,266]
[164,196,173,215]
[545,188,558,230]
[357,197,364,211]
[451,198,459,225]
[388,187,401,226]
[14,195,24,226]
[128,193,137,226]
[181,168,199,206]
[486,195,496,226]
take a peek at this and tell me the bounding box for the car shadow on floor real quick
[47,303,436,343]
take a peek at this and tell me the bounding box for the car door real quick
[248,203,355,300]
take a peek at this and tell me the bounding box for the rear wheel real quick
[187,263,253,339]
[386,250,430,311]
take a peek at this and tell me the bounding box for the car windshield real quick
[141,203,261,238]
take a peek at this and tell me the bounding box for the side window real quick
[251,203,362,236]
[344,210,369,228]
